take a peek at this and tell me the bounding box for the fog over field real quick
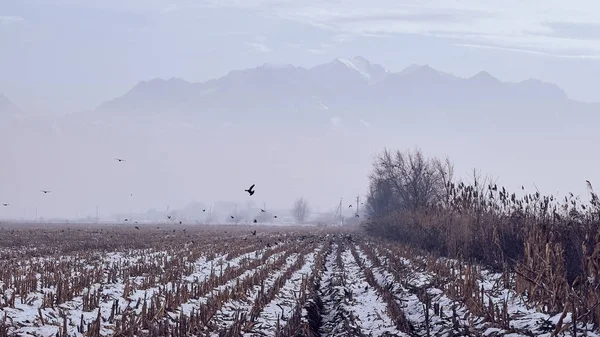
[1,1,600,221]
[5,2,600,337]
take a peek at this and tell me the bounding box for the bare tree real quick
[366,148,451,217]
[434,156,455,208]
[292,197,310,224]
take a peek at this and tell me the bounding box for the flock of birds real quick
[0,157,284,225]
[118,164,281,225]
[1,156,365,224]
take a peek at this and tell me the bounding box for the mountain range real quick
[91,56,588,127]
[2,57,599,220]
[4,57,599,128]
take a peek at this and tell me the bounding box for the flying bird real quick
[348,205,352,208]
[230,215,234,219]
[203,209,206,212]
[115,158,126,162]
[261,209,266,212]
[40,190,51,194]
[586,180,593,191]
[273,215,278,219]
[2,203,8,207]
[253,219,257,223]
[124,218,129,222]
[252,230,256,235]
[135,226,139,230]
[245,184,255,196]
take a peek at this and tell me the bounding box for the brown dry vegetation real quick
[364,148,600,331]
[0,223,597,336]
[0,224,346,337]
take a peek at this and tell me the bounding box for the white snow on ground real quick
[210,253,301,336]
[209,251,285,297]
[320,243,406,337]
[0,246,267,337]
[367,243,600,337]
[4,234,600,337]
[246,247,321,336]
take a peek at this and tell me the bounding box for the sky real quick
[1,0,600,221]
[2,0,600,116]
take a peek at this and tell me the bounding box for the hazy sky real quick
[2,1,600,221]
[2,0,600,116]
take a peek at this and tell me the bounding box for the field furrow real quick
[244,247,322,336]
[1,227,599,337]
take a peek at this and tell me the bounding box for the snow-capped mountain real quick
[336,56,390,84]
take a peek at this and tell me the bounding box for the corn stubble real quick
[1,213,599,336]
[365,180,600,335]
[0,225,349,337]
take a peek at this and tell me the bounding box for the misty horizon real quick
[2,1,600,222]
[3,3,600,336]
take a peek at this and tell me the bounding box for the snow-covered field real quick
[0,224,597,337]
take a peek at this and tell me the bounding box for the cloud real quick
[201,0,600,57]
[246,42,272,53]
[0,16,25,24]
[455,43,600,59]
[541,22,600,40]
[331,34,354,43]
[308,48,327,54]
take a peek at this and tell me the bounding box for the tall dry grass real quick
[365,180,600,326]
